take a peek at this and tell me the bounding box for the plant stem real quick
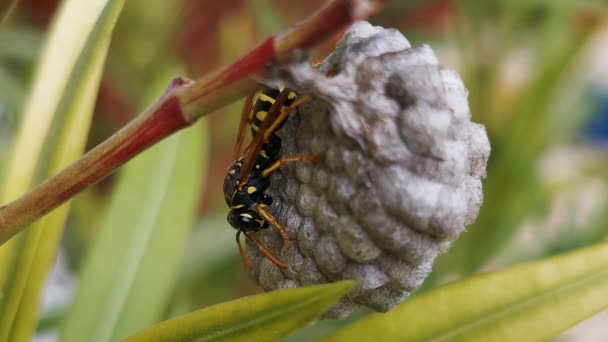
[0,78,191,243]
[0,0,389,245]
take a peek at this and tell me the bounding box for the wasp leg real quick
[261,155,320,178]
[242,230,288,269]
[256,204,292,246]
[311,60,337,75]
[236,230,253,269]
[262,95,312,143]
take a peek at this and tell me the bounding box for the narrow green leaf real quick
[0,0,119,280]
[61,67,208,341]
[126,280,356,342]
[0,0,125,341]
[0,0,123,218]
[321,242,608,342]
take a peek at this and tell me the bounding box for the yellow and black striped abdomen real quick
[250,87,297,137]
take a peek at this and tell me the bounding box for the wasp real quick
[224,87,316,269]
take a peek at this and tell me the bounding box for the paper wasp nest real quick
[248,21,490,319]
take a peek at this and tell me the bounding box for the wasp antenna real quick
[236,230,254,269]
[243,231,288,269]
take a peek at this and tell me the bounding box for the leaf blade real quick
[61,67,208,342]
[320,242,608,342]
[125,281,356,342]
[0,0,126,340]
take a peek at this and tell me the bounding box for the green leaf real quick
[61,67,208,342]
[125,280,356,342]
[321,242,608,342]
[0,1,125,341]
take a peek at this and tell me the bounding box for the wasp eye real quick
[227,211,240,229]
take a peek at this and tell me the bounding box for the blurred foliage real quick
[1,0,608,341]
[430,0,607,281]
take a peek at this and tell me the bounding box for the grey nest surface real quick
[247,21,490,319]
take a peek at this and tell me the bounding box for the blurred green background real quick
[1,0,608,340]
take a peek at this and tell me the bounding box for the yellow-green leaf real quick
[0,0,125,341]
[126,280,356,342]
[61,67,208,342]
[321,242,608,342]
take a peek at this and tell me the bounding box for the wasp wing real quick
[239,88,291,185]
[233,93,255,160]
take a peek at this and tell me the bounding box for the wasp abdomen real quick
[250,87,297,138]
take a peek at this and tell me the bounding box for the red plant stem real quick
[178,38,276,117]
[275,0,375,56]
[0,79,191,242]
[178,0,389,119]
[0,0,389,244]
